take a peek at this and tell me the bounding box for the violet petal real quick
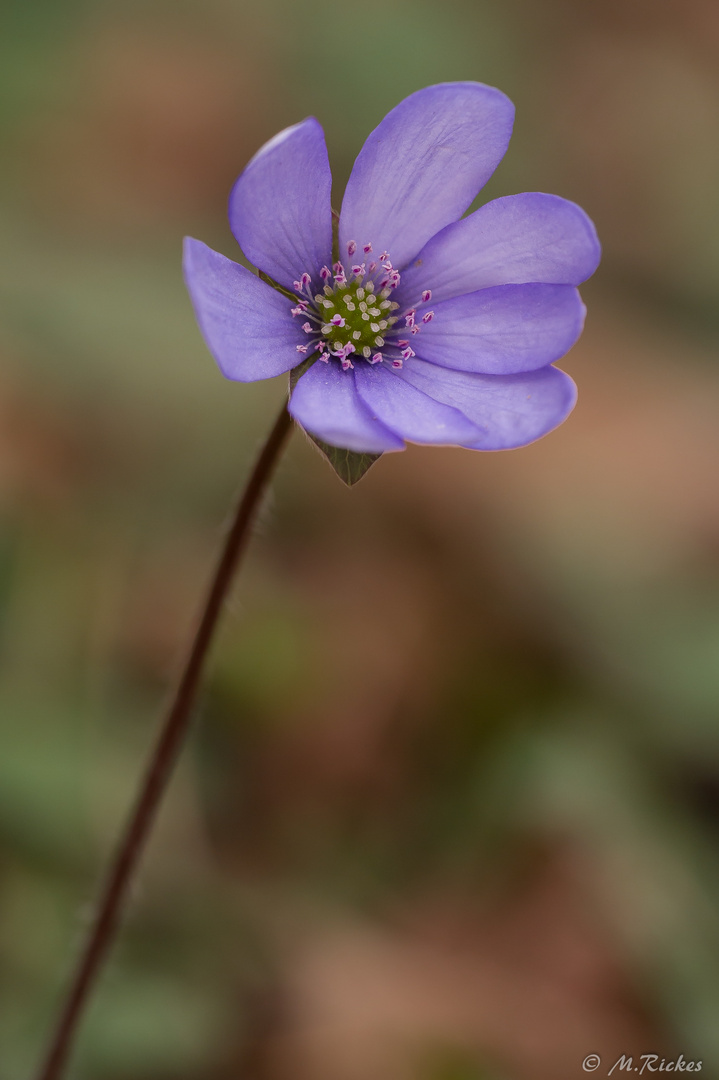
[396,358,577,450]
[183,238,303,382]
[354,363,482,445]
[289,362,405,454]
[339,83,514,272]
[399,193,601,305]
[415,283,586,374]
[229,118,332,291]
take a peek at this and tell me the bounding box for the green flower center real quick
[291,249,434,370]
[315,279,399,358]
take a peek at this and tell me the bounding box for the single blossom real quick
[184,83,600,455]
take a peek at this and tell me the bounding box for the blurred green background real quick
[2,0,719,1077]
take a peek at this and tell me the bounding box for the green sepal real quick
[288,354,382,486]
[331,208,340,264]
[289,352,319,392]
[258,269,297,301]
[306,438,381,486]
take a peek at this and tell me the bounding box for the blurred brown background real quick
[1,1,719,1077]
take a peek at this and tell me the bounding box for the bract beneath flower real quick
[184,81,600,466]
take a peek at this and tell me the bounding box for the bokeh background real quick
[2,1,719,1077]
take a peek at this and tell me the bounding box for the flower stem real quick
[34,401,294,1080]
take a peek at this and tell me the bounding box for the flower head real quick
[184,83,600,456]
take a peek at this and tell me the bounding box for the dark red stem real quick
[35,402,294,1080]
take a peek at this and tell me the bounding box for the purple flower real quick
[184,83,600,455]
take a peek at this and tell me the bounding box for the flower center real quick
[319,278,398,356]
[291,242,434,371]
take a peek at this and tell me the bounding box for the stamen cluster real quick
[291,241,434,370]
